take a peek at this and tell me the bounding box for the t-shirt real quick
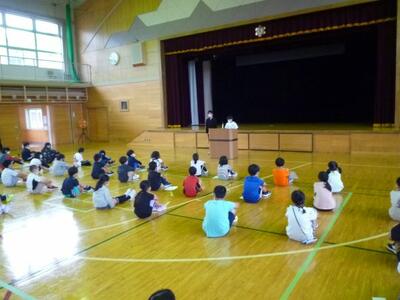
[149,158,163,172]
[202,200,236,238]
[273,168,289,186]
[29,158,42,167]
[285,205,317,242]
[62,177,80,197]
[205,117,217,133]
[52,160,68,176]
[134,191,155,218]
[183,175,200,197]
[118,164,135,183]
[313,182,336,210]
[190,160,206,176]
[242,176,264,203]
[92,186,115,208]
[224,121,238,129]
[73,152,83,167]
[22,148,32,161]
[217,164,233,180]
[327,170,344,193]
[389,190,400,221]
[91,161,105,179]
[26,173,41,192]
[148,170,162,191]
[128,156,142,169]
[1,168,19,187]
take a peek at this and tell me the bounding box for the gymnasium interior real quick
[0,0,399,299]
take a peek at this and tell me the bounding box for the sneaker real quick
[1,194,14,204]
[132,174,140,180]
[387,243,397,255]
[125,189,137,200]
[233,216,238,224]
[164,185,178,191]
[153,204,167,212]
[262,191,272,199]
[302,238,317,245]
[239,196,244,200]
[107,172,114,177]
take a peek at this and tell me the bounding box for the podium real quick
[209,129,238,159]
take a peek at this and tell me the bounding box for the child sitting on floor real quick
[0,147,22,170]
[0,193,14,214]
[217,156,237,180]
[148,161,177,191]
[126,149,145,171]
[134,180,167,218]
[118,156,139,183]
[92,175,136,209]
[313,171,336,211]
[21,142,35,162]
[1,160,27,187]
[61,166,93,198]
[150,151,168,172]
[286,190,318,244]
[389,177,400,222]
[51,154,69,176]
[386,223,400,273]
[202,185,239,238]
[242,164,271,203]
[273,157,298,187]
[26,165,57,194]
[183,167,203,197]
[41,142,58,165]
[99,150,114,165]
[91,153,113,179]
[73,147,91,167]
[190,153,208,177]
[327,161,344,193]
[29,152,49,170]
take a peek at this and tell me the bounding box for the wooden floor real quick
[0,143,399,299]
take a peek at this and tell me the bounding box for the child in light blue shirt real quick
[202,185,239,238]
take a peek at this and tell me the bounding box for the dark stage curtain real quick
[195,61,205,124]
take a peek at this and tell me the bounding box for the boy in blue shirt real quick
[242,164,271,203]
[202,185,239,238]
[126,149,145,171]
[62,166,93,198]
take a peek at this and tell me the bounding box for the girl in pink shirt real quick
[313,171,336,211]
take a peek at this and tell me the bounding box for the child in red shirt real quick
[183,167,203,197]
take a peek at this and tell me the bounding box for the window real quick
[25,108,44,130]
[120,100,129,112]
[0,11,64,69]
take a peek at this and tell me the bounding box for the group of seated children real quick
[388,177,400,273]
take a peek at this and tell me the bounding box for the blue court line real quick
[0,278,36,300]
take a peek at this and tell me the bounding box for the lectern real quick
[209,129,238,159]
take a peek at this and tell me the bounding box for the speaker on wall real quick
[132,42,145,67]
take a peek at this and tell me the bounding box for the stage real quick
[129,123,400,154]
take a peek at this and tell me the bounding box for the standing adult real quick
[205,110,217,135]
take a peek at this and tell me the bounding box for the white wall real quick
[0,0,66,20]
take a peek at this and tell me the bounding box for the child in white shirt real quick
[327,161,344,193]
[286,190,318,244]
[150,151,168,172]
[26,165,57,194]
[73,147,91,167]
[190,153,208,176]
[224,115,239,129]
[389,177,400,222]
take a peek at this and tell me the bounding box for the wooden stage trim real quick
[129,129,400,154]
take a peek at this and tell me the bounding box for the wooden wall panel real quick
[196,133,209,148]
[50,104,73,145]
[174,133,196,148]
[313,134,350,153]
[238,133,249,149]
[351,133,400,153]
[279,134,313,152]
[0,105,20,149]
[130,131,174,148]
[87,107,109,142]
[249,133,279,150]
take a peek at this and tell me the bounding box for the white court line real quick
[42,201,95,213]
[77,232,388,263]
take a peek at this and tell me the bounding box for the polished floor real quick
[0,144,399,299]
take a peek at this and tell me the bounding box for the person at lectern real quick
[224,115,239,129]
[205,110,218,134]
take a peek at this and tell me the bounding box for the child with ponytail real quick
[313,171,336,211]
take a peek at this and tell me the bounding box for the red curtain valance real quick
[163,0,396,55]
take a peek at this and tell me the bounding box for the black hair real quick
[33,152,41,159]
[78,147,84,153]
[29,165,38,172]
[140,180,151,192]
[291,190,306,213]
[42,142,51,152]
[214,185,227,198]
[23,142,30,147]
[149,161,157,171]
[192,153,199,164]
[127,149,134,156]
[275,157,285,167]
[2,160,12,168]
[227,115,233,120]
[68,166,78,177]
[95,174,109,191]
[318,171,332,192]
[207,110,213,114]
[151,151,160,159]
[93,153,101,162]
[248,164,260,176]
[219,155,228,166]
[327,161,342,174]
[397,177,400,187]
[99,150,106,155]
[2,147,10,153]
[119,156,127,165]
[56,153,65,160]
[148,289,175,300]
[189,166,197,176]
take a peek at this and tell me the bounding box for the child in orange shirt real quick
[183,167,203,197]
[273,157,298,186]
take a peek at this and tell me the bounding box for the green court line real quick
[280,191,353,300]
[0,278,37,300]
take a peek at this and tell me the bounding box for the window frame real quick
[25,108,45,130]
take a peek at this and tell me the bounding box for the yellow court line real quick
[77,232,388,263]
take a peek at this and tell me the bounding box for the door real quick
[87,107,109,142]
[19,105,51,146]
